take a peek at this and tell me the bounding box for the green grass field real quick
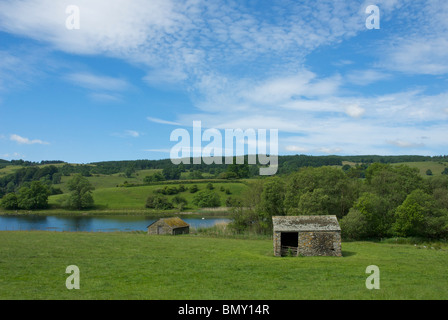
[392,161,448,177]
[0,231,447,300]
[48,181,248,212]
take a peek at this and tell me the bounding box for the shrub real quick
[145,194,173,210]
[0,193,19,210]
[189,185,199,193]
[192,190,221,208]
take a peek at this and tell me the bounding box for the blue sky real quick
[0,0,447,163]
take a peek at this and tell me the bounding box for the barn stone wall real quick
[147,221,190,235]
[273,231,282,257]
[148,220,171,235]
[298,231,341,257]
[273,231,341,257]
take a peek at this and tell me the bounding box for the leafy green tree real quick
[392,189,448,238]
[145,194,173,210]
[442,168,448,175]
[426,169,433,176]
[192,190,221,208]
[162,167,181,180]
[189,170,203,180]
[340,208,369,240]
[0,193,19,210]
[17,181,49,210]
[172,195,188,210]
[143,172,165,183]
[354,192,393,238]
[259,177,285,229]
[189,184,199,193]
[66,174,95,210]
[365,164,423,207]
[297,188,332,216]
[284,166,358,218]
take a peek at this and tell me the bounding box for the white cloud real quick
[386,140,425,148]
[346,70,391,86]
[285,145,309,153]
[112,130,141,138]
[0,152,24,159]
[89,93,122,103]
[147,116,181,126]
[144,149,171,153]
[66,73,130,92]
[124,130,140,138]
[345,104,366,118]
[10,134,49,145]
[318,147,343,154]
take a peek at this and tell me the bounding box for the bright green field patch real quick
[49,182,248,210]
[0,231,447,300]
[392,161,448,177]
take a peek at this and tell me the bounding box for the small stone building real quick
[272,215,342,257]
[147,217,190,235]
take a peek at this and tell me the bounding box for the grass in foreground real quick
[1,231,448,300]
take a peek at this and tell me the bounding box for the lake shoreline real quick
[0,207,233,217]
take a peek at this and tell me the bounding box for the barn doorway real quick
[281,232,298,256]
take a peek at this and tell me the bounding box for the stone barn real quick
[272,215,342,257]
[147,217,190,235]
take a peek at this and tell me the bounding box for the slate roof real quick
[272,215,341,232]
[147,217,190,229]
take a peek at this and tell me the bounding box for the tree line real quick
[0,174,95,211]
[229,164,448,240]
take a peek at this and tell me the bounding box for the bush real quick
[189,185,199,193]
[145,194,173,210]
[192,190,221,208]
[172,195,188,210]
[17,181,49,210]
[0,193,19,210]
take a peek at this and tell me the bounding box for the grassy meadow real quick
[0,231,447,300]
[392,161,448,177]
[46,180,248,213]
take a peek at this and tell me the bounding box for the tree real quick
[162,166,181,180]
[297,188,332,216]
[189,184,199,193]
[192,190,221,208]
[426,169,433,176]
[0,193,18,210]
[144,172,165,183]
[145,194,173,210]
[66,174,95,210]
[259,177,286,229]
[354,192,393,238]
[17,181,49,210]
[340,208,368,240]
[392,189,448,238]
[442,168,448,175]
[172,195,188,210]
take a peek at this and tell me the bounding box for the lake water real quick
[0,215,231,232]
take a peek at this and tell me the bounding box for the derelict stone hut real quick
[147,217,190,235]
[272,215,342,257]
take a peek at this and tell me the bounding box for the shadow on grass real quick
[341,250,356,257]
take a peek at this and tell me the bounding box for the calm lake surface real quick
[0,215,231,232]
